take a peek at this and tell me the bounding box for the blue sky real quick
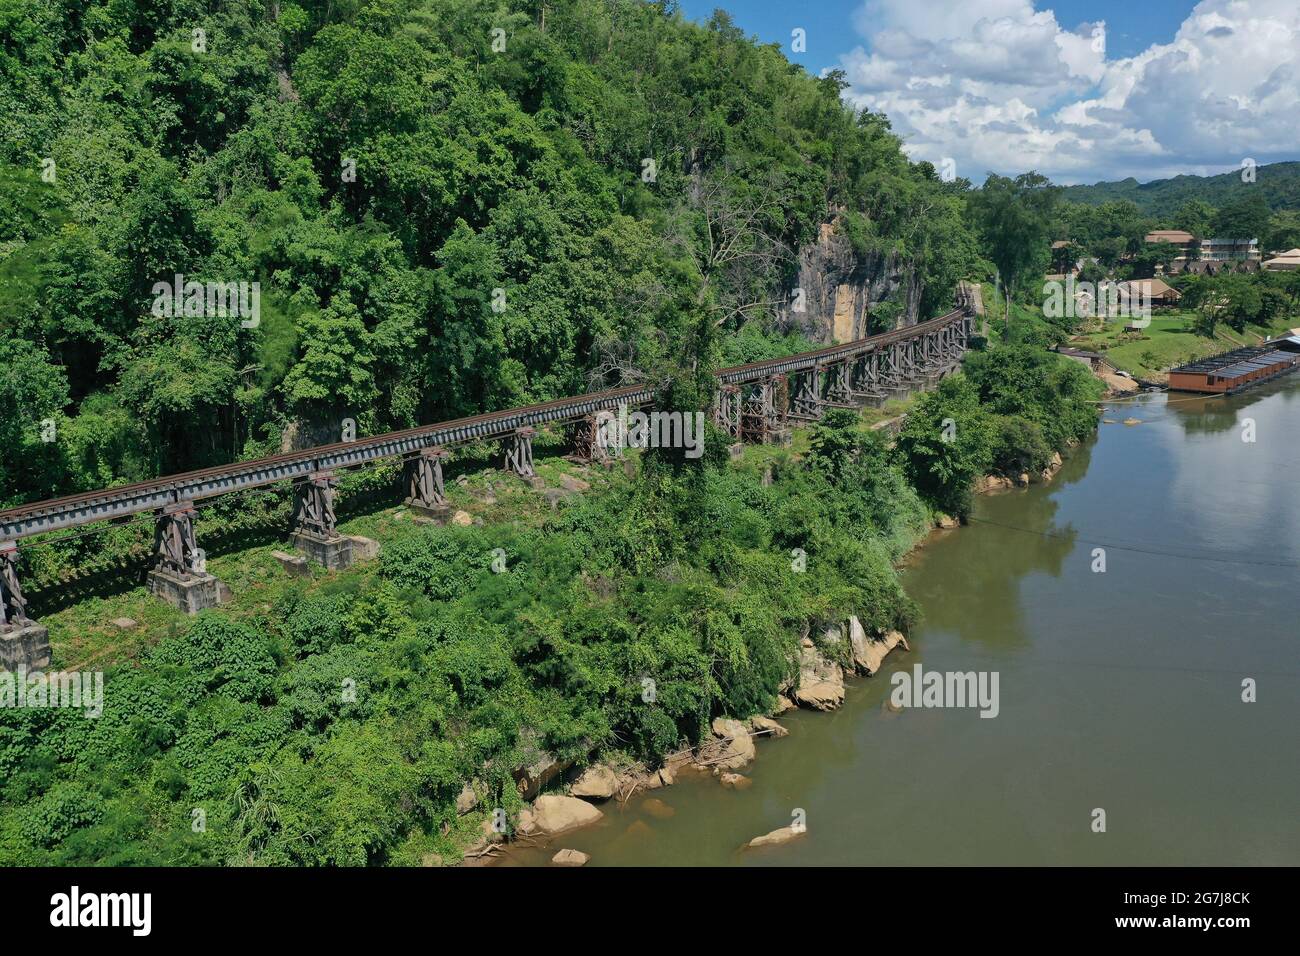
[676,0,1300,185]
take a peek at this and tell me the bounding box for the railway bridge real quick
[0,305,973,669]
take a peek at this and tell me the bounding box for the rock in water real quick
[521,795,604,836]
[552,848,590,867]
[720,773,752,790]
[745,826,804,849]
[698,717,756,770]
[849,618,910,676]
[750,715,788,738]
[570,765,619,800]
[793,643,845,710]
[642,798,676,819]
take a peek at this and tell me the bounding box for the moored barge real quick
[1167,338,1300,394]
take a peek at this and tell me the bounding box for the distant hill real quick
[1059,162,1300,215]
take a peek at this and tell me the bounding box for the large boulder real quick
[848,618,910,676]
[552,848,590,867]
[793,642,844,711]
[697,717,756,771]
[455,782,479,815]
[976,474,1015,494]
[570,765,619,801]
[520,795,604,837]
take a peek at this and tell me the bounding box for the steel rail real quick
[1,310,967,541]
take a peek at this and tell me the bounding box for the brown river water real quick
[500,378,1300,866]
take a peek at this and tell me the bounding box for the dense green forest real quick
[0,0,1105,865]
[0,0,974,508]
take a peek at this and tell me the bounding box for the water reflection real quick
[905,441,1092,651]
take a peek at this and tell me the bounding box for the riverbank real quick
[480,453,1077,866]
[496,375,1300,865]
[1,337,1104,867]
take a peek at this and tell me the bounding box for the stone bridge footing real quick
[0,623,50,671]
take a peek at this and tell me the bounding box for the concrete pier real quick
[290,530,354,571]
[146,568,231,615]
[0,622,50,671]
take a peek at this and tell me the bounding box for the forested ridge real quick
[0,1,1102,866]
[1,0,974,508]
[1057,162,1300,217]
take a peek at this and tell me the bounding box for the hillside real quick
[0,0,975,511]
[1059,162,1300,215]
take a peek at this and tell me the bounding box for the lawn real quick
[1070,310,1297,379]
[977,280,1298,379]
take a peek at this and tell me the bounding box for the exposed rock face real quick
[698,717,756,770]
[520,795,604,837]
[848,619,910,676]
[936,514,960,530]
[552,848,590,866]
[745,825,805,849]
[793,641,845,711]
[776,219,922,343]
[570,765,619,800]
[975,474,1015,494]
[1038,451,1064,483]
[451,510,474,526]
[512,730,577,800]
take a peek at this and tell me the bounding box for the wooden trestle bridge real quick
[0,301,973,668]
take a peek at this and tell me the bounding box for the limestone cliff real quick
[776,219,922,343]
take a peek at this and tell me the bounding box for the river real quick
[502,378,1300,866]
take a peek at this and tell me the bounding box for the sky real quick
[677,0,1300,186]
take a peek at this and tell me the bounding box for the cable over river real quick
[502,376,1300,866]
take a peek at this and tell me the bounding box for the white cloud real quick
[837,0,1300,184]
